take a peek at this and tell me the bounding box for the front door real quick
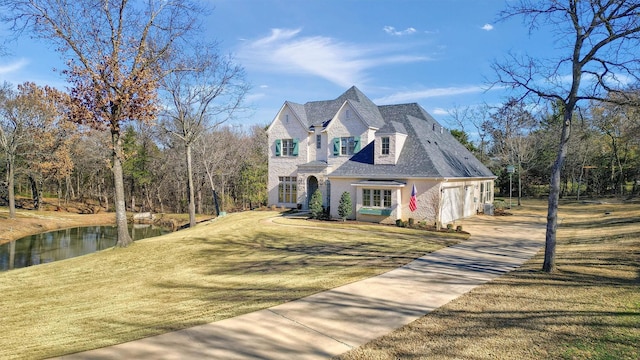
[307,176,318,209]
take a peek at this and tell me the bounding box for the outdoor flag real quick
[409,184,417,212]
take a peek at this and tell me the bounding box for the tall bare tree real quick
[159,46,248,227]
[485,98,539,206]
[0,82,25,218]
[493,0,640,272]
[1,0,202,246]
[447,104,492,163]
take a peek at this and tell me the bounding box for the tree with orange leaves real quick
[2,0,203,246]
[13,82,78,210]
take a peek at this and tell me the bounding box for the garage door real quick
[441,187,463,224]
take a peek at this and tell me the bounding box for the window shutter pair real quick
[274,139,299,156]
[332,136,361,156]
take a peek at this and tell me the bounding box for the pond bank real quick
[0,208,212,245]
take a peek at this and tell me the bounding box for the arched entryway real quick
[307,176,318,209]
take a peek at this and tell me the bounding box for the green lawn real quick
[0,210,458,360]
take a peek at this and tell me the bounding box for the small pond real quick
[0,224,169,272]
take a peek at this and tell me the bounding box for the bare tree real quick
[159,45,248,227]
[447,104,492,163]
[492,0,640,272]
[1,0,202,246]
[485,98,539,205]
[0,82,24,218]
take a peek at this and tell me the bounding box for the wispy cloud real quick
[0,59,29,75]
[237,28,429,88]
[481,24,494,31]
[383,26,417,36]
[432,107,449,115]
[374,86,486,104]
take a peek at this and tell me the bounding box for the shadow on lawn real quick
[190,230,447,277]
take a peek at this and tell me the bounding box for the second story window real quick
[275,138,298,157]
[341,136,355,155]
[316,135,322,149]
[282,139,295,156]
[332,136,360,156]
[381,137,390,155]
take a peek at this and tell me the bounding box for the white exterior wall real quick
[327,177,494,224]
[267,107,311,207]
[328,178,358,220]
[375,132,407,165]
[402,180,441,223]
[330,178,443,225]
[325,106,369,170]
[314,128,327,162]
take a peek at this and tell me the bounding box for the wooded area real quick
[0,82,268,217]
[450,96,640,202]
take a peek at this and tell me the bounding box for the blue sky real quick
[0,0,554,129]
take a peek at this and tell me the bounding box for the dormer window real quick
[285,114,289,123]
[381,137,390,155]
[346,109,351,119]
[316,135,321,149]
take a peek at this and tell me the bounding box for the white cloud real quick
[0,59,29,75]
[383,26,417,36]
[374,86,486,104]
[481,24,494,31]
[432,107,449,115]
[237,28,429,88]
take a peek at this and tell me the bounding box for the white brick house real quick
[267,87,495,225]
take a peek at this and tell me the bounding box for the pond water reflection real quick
[0,224,168,271]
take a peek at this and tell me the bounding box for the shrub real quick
[456,225,463,232]
[408,218,415,227]
[309,189,324,219]
[337,191,352,221]
[494,200,507,210]
[395,219,405,227]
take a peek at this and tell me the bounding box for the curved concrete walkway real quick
[58,215,545,360]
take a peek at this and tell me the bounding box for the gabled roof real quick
[332,103,494,179]
[275,86,385,130]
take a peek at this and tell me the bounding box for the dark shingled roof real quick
[286,86,385,130]
[281,86,493,179]
[331,101,494,179]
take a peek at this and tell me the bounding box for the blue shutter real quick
[333,138,340,156]
[275,139,281,156]
[292,138,299,156]
[353,136,361,152]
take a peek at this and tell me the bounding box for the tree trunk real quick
[517,162,522,206]
[8,157,15,219]
[29,175,40,210]
[186,143,196,228]
[543,112,572,273]
[112,131,133,248]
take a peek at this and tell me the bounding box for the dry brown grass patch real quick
[336,199,640,360]
[0,210,456,359]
